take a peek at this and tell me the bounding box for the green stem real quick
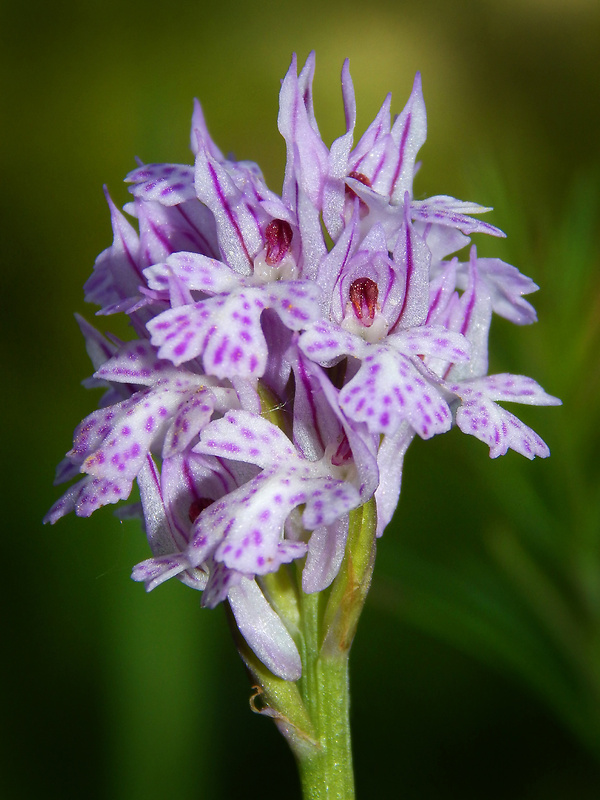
[293,500,377,799]
[233,501,377,799]
[297,589,354,800]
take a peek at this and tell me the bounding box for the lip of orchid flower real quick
[318,324,469,440]
[447,374,562,459]
[131,409,366,609]
[45,338,239,523]
[145,279,320,377]
[130,454,303,682]
[194,409,364,538]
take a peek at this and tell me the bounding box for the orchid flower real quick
[47,53,560,800]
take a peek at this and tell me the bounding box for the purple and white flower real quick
[47,53,560,679]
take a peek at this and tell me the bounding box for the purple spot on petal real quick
[174,342,188,357]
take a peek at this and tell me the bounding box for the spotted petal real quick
[94,340,179,385]
[144,251,242,295]
[126,163,196,206]
[340,346,452,438]
[196,412,363,526]
[197,410,298,468]
[188,412,361,578]
[147,294,261,374]
[183,471,301,574]
[148,282,319,377]
[387,326,470,363]
[449,375,560,458]
[299,320,365,366]
[454,393,548,458]
[80,386,189,482]
[162,389,216,458]
[44,474,131,522]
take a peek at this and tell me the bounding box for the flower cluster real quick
[46,54,559,680]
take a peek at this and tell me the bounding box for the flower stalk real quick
[238,501,376,799]
[295,503,377,798]
[296,629,354,800]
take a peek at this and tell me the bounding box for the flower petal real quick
[411,196,506,238]
[194,142,263,274]
[94,340,178,385]
[454,390,551,459]
[162,389,216,458]
[302,517,350,594]
[389,72,427,203]
[374,422,415,535]
[391,202,431,330]
[44,474,131,522]
[148,283,319,377]
[340,346,452,438]
[197,411,298,469]
[457,256,539,325]
[84,189,144,308]
[228,578,302,681]
[144,251,242,295]
[465,374,562,406]
[278,52,329,209]
[299,320,365,365]
[126,163,196,206]
[147,294,265,375]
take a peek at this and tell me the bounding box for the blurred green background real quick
[2,0,600,797]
